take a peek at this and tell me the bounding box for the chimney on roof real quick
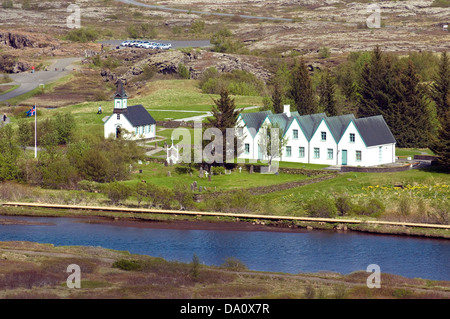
[284,104,291,117]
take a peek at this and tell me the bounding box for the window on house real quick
[327,149,333,160]
[245,143,250,154]
[293,129,298,140]
[350,133,355,143]
[286,146,292,157]
[135,127,138,135]
[356,150,362,161]
[299,147,305,158]
[314,148,320,159]
[117,114,120,120]
[321,131,326,141]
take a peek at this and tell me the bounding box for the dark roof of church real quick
[114,80,127,99]
[114,105,156,126]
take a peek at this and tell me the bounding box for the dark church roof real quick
[114,105,156,127]
[114,80,127,99]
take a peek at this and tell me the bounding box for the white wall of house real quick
[280,119,309,163]
[236,117,255,161]
[338,121,395,167]
[308,120,337,165]
[104,115,156,140]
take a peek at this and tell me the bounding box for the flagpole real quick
[34,104,37,159]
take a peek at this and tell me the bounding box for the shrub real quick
[178,62,190,79]
[190,254,200,279]
[303,284,316,299]
[211,166,225,175]
[104,182,131,205]
[305,197,337,218]
[318,47,331,59]
[221,257,248,271]
[65,27,99,43]
[398,196,411,216]
[112,259,142,271]
[335,195,353,216]
[351,198,385,218]
[173,183,194,209]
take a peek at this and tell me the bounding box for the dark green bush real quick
[65,27,99,43]
[352,198,385,217]
[112,259,142,271]
[335,195,354,216]
[305,197,337,218]
[104,182,132,205]
[211,166,225,175]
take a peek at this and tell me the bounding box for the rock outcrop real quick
[98,48,271,86]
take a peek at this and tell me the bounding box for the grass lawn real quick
[396,148,434,157]
[126,161,313,192]
[257,167,449,216]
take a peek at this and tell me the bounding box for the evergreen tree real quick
[271,79,283,114]
[207,89,243,162]
[289,58,317,115]
[357,46,404,143]
[317,69,338,116]
[430,110,450,171]
[357,46,398,119]
[396,60,433,148]
[431,51,450,120]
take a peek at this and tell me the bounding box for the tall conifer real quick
[289,58,317,115]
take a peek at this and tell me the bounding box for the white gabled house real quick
[236,105,396,167]
[104,80,156,140]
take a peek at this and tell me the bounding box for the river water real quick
[0,215,448,281]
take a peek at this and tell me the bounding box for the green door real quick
[342,150,347,165]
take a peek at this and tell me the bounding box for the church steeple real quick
[114,80,128,109]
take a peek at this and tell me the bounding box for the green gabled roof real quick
[293,113,327,140]
[268,113,290,135]
[325,114,356,142]
[239,111,272,137]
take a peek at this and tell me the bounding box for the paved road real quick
[0,57,81,102]
[115,0,293,22]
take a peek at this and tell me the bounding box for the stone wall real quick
[340,163,411,173]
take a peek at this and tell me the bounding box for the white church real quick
[104,80,156,140]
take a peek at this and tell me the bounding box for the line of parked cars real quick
[120,40,172,50]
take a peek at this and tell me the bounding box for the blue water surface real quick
[0,215,448,280]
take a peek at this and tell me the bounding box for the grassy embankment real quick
[0,241,448,299]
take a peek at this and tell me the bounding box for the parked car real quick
[127,40,138,47]
[120,40,130,47]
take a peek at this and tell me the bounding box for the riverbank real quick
[0,240,449,300]
[1,203,449,239]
